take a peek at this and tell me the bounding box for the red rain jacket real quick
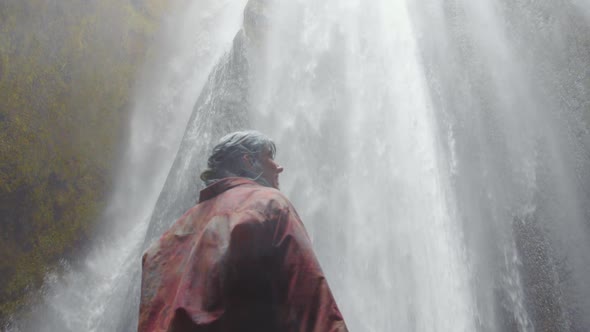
[138,177,348,332]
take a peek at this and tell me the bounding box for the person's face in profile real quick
[258,147,283,189]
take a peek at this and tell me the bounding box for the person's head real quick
[200,130,284,188]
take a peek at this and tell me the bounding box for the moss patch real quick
[0,0,173,322]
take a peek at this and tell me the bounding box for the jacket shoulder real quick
[142,204,203,262]
[250,186,289,202]
[237,186,293,213]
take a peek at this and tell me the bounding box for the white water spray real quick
[247,1,475,330]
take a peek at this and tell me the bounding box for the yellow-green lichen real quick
[0,0,175,322]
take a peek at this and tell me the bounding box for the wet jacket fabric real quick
[138,177,347,332]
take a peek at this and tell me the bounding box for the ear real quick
[242,154,254,169]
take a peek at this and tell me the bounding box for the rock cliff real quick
[0,0,173,322]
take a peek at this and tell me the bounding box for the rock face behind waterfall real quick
[102,6,268,329]
[142,30,251,247]
[142,0,270,253]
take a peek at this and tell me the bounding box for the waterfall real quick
[12,0,590,331]
[410,1,590,330]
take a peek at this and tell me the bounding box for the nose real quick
[276,164,284,173]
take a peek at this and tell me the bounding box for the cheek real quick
[271,162,280,172]
[263,160,276,171]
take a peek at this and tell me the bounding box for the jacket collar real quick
[198,177,261,202]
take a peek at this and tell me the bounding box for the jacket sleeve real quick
[271,204,348,332]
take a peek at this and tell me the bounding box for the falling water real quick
[12,0,590,331]
[410,1,590,330]
[246,1,475,330]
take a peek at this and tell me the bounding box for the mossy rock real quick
[0,0,175,323]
